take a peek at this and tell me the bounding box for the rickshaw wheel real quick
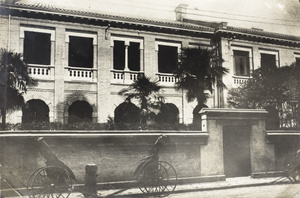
[137,161,177,195]
[27,167,46,193]
[27,166,73,198]
[286,163,300,183]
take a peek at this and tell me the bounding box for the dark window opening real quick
[261,53,277,70]
[22,99,49,123]
[68,101,93,123]
[158,45,178,73]
[233,50,250,76]
[69,36,93,68]
[24,31,51,65]
[128,42,140,71]
[113,40,125,70]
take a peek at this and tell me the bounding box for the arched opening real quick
[114,100,140,125]
[68,101,93,123]
[156,103,179,125]
[22,99,49,123]
[193,104,208,125]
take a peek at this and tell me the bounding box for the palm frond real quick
[0,48,37,114]
[176,46,227,106]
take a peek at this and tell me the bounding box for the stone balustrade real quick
[232,75,249,88]
[157,73,178,86]
[65,67,96,82]
[28,64,54,80]
[111,70,144,84]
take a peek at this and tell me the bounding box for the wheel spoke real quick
[28,167,73,198]
[52,169,65,183]
[136,160,178,195]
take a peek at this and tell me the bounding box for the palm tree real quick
[118,75,162,127]
[0,48,36,129]
[175,47,228,123]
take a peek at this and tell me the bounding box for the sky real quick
[11,0,300,36]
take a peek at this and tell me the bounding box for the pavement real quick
[89,176,290,198]
[1,175,292,198]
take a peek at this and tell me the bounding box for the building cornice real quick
[0,2,214,38]
[1,2,300,47]
[215,26,300,47]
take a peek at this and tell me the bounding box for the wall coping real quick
[0,130,208,138]
[267,130,300,136]
[199,108,268,120]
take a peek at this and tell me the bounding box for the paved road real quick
[166,183,300,198]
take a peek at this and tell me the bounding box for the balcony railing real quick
[233,76,249,88]
[65,67,97,82]
[111,70,144,84]
[28,64,54,80]
[157,73,178,86]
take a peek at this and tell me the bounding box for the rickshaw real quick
[26,135,177,197]
[284,150,300,183]
[26,137,76,198]
[273,150,300,184]
[134,135,177,195]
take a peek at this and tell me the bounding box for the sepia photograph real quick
[1,0,300,197]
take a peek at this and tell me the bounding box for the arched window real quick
[22,99,49,123]
[68,101,93,123]
[156,103,179,124]
[114,100,140,125]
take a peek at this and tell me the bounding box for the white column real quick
[19,38,24,55]
[155,44,159,75]
[50,36,55,66]
[65,36,69,67]
[140,43,144,72]
[93,44,97,81]
[65,37,70,80]
[124,40,129,71]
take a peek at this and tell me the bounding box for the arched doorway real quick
[22,99,49,123]
[114,100,140,125]
[156,103,179,124]
[68,101,93,123]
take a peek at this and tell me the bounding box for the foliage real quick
[1,121,109,131]
[118,75,163,128]
[175,47,227,123]
[0,48,36,128]
[0,49,36,109]
[0,121,201,131]
[118,75,162,110]
[228,64,300,129]
[175,47,227,105]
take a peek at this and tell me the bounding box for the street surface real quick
[2,184,300,198]
[166,183,300,198]
[1,177,299,198]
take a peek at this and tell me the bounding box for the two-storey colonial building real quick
[1,1,300,125]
